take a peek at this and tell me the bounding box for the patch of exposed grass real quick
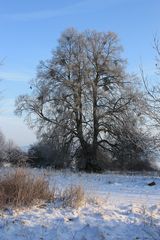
[0,168,55,209]
[62,185,85,208]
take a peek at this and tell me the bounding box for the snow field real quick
[0,168,160,240]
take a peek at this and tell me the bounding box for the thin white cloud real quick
[0,0,145,22]
[2,9,68,21]
[0,71,32,82]
[0,1,89,21]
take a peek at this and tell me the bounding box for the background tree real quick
[4,140,28,166]
[141,36,160,142]
[141,36,160,118]
[0,130,6,164]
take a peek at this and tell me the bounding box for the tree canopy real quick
[15,28,153,171]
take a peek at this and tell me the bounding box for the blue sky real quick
[0,0,159,146]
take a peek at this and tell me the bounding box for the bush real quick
[62,185,85,208]
[112,122,155,171]
[0,168,55,209]
[28,142,71,169]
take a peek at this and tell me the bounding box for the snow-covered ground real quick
[0,168,160,240]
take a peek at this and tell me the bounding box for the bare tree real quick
[141,36,160,128]
[0,130,6,163]
[15,28,141,171]
[4,140,28,166]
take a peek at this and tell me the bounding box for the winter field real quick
[0,168,160,240]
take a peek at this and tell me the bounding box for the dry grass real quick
[62,185,85,208]
[0,168,55,209]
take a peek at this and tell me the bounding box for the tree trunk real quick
[92,76,99,165]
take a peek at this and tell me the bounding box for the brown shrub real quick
[62,185,85,208]
[0,168,55,209]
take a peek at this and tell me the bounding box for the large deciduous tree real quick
[15,28,140,171]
